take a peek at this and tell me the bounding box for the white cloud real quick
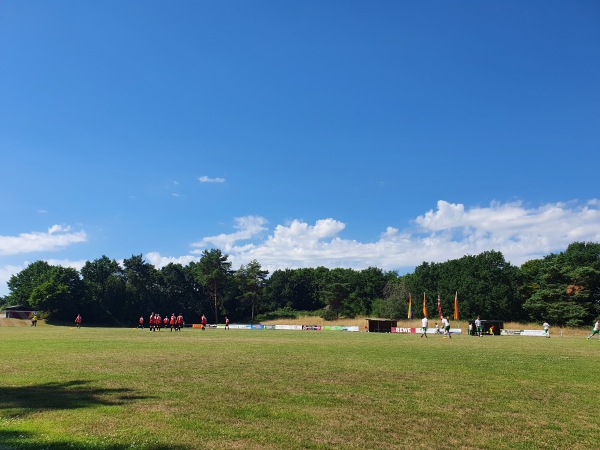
[412,200,600,264]
[2,199,599,296]
[0,225,87,256]
[46,258,88,272]
[191,216,268,253]
[186,199,600,273]
[199,176,225,183]
[145,252,198,268]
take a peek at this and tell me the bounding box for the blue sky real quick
[1,1,599,296]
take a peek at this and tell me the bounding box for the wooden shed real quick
[5,305,36,319]
[366,318,397,333]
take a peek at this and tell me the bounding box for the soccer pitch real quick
[1,325,598,449]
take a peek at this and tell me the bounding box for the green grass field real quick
[1,323,598,449]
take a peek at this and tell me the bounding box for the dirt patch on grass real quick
[0,318,32,327]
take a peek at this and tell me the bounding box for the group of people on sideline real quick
[139,312,184,331]
[136,313,230,331]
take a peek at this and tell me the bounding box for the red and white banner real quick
[392,327,462,335]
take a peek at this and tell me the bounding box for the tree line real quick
[2,242,599,327]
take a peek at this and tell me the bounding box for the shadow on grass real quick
[0,382,189,449]
[0,380,149,417]
[0,429,188,449]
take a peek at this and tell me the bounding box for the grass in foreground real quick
[0,324,598,449]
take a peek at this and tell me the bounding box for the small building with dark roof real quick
[5,305,36,319]
[366,318,398,333]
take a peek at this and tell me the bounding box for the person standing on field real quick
[442,316,451,339]
[421,316,428,338]
[225,316,230,330]
[588,319,600,340]
[475,316,482,337]
[543,321,550,338]
[201,314,207,330]
[75,314,82,329]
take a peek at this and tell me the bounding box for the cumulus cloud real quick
[184,199,600,273]
[413,200,600,263]
[199,176,225,183]
[145,252,198,268]
[45,258,88,272]
[191,216,268,253]
[2,199,599,296]
[0,225,87,256]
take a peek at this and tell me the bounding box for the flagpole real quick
[454,291,459,332]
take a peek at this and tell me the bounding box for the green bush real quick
[320,308,338,321]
